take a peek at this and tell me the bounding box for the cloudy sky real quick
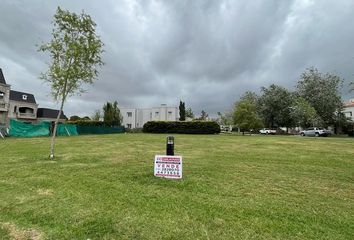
[1,0,353,118]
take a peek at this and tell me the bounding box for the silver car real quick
[300,127,331,137]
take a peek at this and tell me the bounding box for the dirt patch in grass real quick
[37,188,53,196]
[1,222,43,240]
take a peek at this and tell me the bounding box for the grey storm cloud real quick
[1,0,354,117]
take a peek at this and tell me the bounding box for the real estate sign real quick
[154,155,182,179]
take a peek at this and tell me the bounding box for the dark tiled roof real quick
[0,68,6,85]
[37,108,67,120]
[10,90,36,104]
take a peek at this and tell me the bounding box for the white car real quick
[259,128,276,135]
[300,127,331,137]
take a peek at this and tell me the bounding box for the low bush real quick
[67,120,121,127]
[143,121,220,134]
[125,128,143,133]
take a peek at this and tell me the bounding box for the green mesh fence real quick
[9,119,50,137]
[56,124,78,136]
[76,125,125,135]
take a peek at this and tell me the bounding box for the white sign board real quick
[154,155,182,179]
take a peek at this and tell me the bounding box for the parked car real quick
[259,128,276,135]
[300,127,331,137]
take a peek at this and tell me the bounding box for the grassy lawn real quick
[0,134,353,239]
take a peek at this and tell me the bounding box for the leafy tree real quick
[82,116,91,120]
[239,91,259,105]
[179,100,186,121]
[92,109,102,121]
[233,99,263,135]
[217,111,233,125]
[334,112,353,134]
[185,107,194,119]
[103,101,122,126]
[199,110,209,121]
[39,7,104,159]
[296,67,343,127]
[258,84,293,129]
[290,97,319,128]
[69,115,81,121]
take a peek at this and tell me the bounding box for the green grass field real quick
[0,134,353,239]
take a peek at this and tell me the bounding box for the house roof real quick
[0,68,6,85]
[37,108,67,120]
[10,90,37,104]
[344,102,354,108]
[344,99,354,108]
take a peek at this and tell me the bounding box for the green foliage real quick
[179,101,186,121]
[125,127,143,133]
[38,7,104,101]
[258,84,293,128]
[143,121,220,134]
[76,125,124,135]
[233,99,263,133]
[185,107,194,119]
[69,115,81,121]
[196,110,208,121]
[217,111,233,125]
[91,109,101,121]
[290,97,319,128]
[103,101,122,126]
[239,91,259,105]
[38,7,104,158]
[296,67,343,126]
[68,120,114,127]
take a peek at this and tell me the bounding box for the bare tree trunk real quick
[49,79,68,159]
[49,97,65,159]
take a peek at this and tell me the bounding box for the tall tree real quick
[103,101,122,126]
[296,67,343,126]
[199,110,209,121]
[258,84,293,129]
[217,111,233,125]
[179,100,186,121]
[39,7,104,159]
[290,97,319,128]
[185,107,194,119]
[233,99,263,135]
[92,109,102,121]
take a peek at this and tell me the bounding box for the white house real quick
[343,98,354,122]
[121,104,179,129]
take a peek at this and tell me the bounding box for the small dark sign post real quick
[166,136,174,156]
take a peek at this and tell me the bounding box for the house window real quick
[127,124,132,129]
[155,111,159,117]
[14,106,17,113]
[168,111,172,116]
[22,95,27,100]
[0,91,4,99]
[127,112,132,117]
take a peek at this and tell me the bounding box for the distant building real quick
[37,108,67,123]
[121,104,179,129]
[343,98,354,122]
[8,90,38,123]
[0,68,67,126]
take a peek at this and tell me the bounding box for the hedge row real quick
[67,120,121,127]
[143,121,220,134]
[348,130,354,137]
